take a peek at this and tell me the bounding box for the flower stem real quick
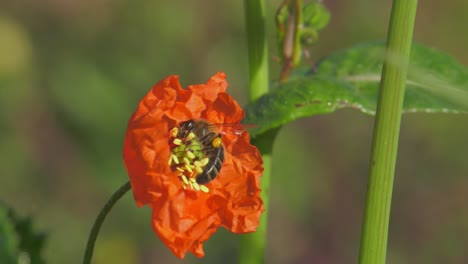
[239,0,271,263]
[358,0,418,263]
[83,181,131,264]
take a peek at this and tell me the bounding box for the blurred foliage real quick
[0,0,467,263]
[276,1,331,54]
[0,204,17,264]
[0,203,46,264]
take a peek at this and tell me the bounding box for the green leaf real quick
[244,42,468,137]
[5,205,47,264]
[0,205,18,264]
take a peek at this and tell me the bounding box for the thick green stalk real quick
[238,131,275,264]
[239,0,270,263]
[359,0,418,263]
[83,182,131,264]
[244,0,269,101]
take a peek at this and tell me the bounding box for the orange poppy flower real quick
[123,72,264,258]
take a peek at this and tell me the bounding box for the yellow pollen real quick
[170,127,179,138]
[172,154,179,164]
[212,137,222,148]
[186,151,195,160]
[200,185,209,193]
[183,157,190,165]
[199,158,209,167]
[176,167,184,172]
[186,132,196,141]
[179,175,209,193]
[173,138,182,145]
[185,164,193,173]
[181,175,189,185]
[195,165,203,174]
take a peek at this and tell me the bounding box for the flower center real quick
[168,126,210,193]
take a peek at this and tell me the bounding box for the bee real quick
[176,119,225,185]
[171,119,252,186]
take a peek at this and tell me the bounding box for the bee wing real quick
[210,123,257,135]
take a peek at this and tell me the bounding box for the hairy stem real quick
[239,0,271,263]
[359,0,418,263]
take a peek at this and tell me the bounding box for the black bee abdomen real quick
[196,136,224,185]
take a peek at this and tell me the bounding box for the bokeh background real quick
[1,0,467,263]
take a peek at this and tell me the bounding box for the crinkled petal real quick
[188,72,228,102]
[203,92,245,124]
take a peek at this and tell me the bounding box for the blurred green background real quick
[1,0,467,263]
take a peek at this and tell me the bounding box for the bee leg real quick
[199,132,217,146]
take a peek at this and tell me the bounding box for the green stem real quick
[239,0,271,263]
[359,0,418,263]
[239,129,276,264]
[291,0,303,66]
[83,181,131,264]
[278,0,303,82]
[244,0,269,102]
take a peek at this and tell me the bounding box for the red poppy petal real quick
[188,72,228,102]
[131,75,181,121]
[202,92,245,125]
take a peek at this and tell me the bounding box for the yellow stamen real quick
[186,132,196,141]
[185,164,193,173]
[172,154,179,165]
[200,185,209,193]
[173,138,182,145]
[183,157,190,165]
[190,177,196,183]
[195,165,203,174]
[199,158,209,167]
[176,167,184,172]
[181,175,189,185]
[192,182,200,191]
[182,183,187,189]
[170,127,179,138]
[188,171,197,178]
[186,151,195,160]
